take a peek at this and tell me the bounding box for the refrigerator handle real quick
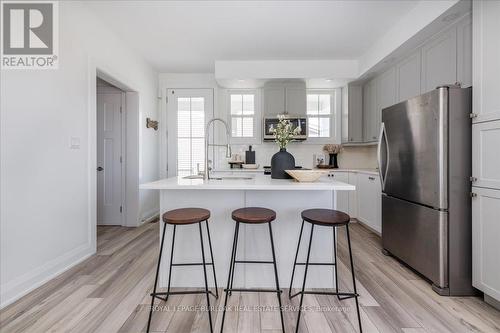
[377,122,389,190]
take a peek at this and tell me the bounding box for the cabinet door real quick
[285,87,306,116]
[396,51,421,102]
[457,15,472,88]
[348,172,358,218]
[357,174,381,233]
[472,187,500,301]
[264,87,285,116]
[330,172,349,214]
[347,85,364,143]
[377,66,397,112]
[363,79,377,142]
[421,28,457,92]
[472,120,500,190]
[473,0,500,123]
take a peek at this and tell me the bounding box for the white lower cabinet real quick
[330,172,381,233]
[472,187,500,302]
[356,173,382,233]
[330,172,350,214]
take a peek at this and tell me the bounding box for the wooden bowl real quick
[285,170,324,182]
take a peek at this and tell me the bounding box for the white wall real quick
[0,1,159,307]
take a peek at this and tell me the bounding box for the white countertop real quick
[140,174,355,191]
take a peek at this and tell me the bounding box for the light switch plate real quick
[70,137,81,149]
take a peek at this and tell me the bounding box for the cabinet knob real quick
[470,176,477,182]
[368,176,375,180]
[470,192,477,198]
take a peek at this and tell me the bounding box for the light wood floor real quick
[1,221,499,333]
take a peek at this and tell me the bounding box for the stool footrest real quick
[151,290,217,298]
[225,288,283,294]
[234,260,274,265]
[294,262,336,266]
[290,290,358,299]
[171,262,214,267]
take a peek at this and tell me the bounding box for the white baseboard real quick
[0,243,94,309]
[140,209,160,225]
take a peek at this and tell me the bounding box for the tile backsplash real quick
[215,143,378,170]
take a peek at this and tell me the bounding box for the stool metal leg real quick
[147,221,168,333]
[221,221,239,333]
[228,222,240,296]
[198,221,214,333]
[268,222,285,332]
[205,220,219,299]
[346,224,362,333]
[295,224,314,333]
[289,220,305,298]
[165,224,177,302]
[333,226,341,301]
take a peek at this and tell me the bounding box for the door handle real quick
[97,167,104,171]
[377,123,386,189]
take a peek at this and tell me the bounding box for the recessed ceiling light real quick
[325,79,333,82]
[237,79,245,82]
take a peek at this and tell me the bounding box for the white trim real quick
[140,208,161,224]
[225,88,262,145]
[0,243,93,308]
[304,88,342,145]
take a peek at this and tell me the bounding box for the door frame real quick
[96,86,126,226]
[162,88,214,178]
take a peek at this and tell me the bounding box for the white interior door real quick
[167,89,214,177]
[97,92,123,225]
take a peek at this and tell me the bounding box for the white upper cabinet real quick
[341,85,363,143]
[421,28,457,93]
[362,79,378,142]
[473,0,500,123]
[472,120,500,190]
[472,186,500,301]
[375,67,397,136]
[396,51,421,103]
[263,81,306,116]
[457,15,472,88]
[285,86,307,115]
[263,85,285,116]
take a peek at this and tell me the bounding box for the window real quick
[307,92,333,138]
[177,97,205,177]
[230,93,255,138]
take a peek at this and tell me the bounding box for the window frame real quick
[226,89,262,144]
[305,88,342,144]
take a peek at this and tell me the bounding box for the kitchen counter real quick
[140,174,355,191]
[141,174,355,290]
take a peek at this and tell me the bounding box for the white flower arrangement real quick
[270,115,302,149]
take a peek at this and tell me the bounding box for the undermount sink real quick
[182,175,254,180]
[182,175,204,179]
[211,176,254,180]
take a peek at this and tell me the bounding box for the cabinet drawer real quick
[472,120,500,190]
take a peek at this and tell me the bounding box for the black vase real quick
[329,153,339,168]
[271,148,295,179]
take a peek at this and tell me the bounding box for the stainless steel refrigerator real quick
[378,85,475,296]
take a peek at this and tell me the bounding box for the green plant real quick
[270,115,302,149]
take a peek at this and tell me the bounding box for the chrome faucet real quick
[205,118,232,180]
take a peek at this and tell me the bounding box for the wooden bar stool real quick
[147,208,218,333]
[289,209,362,333]
[220,207,285,333]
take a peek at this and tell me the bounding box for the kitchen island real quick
[140,174,355,289]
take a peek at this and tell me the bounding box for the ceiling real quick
[85,0,420,73]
